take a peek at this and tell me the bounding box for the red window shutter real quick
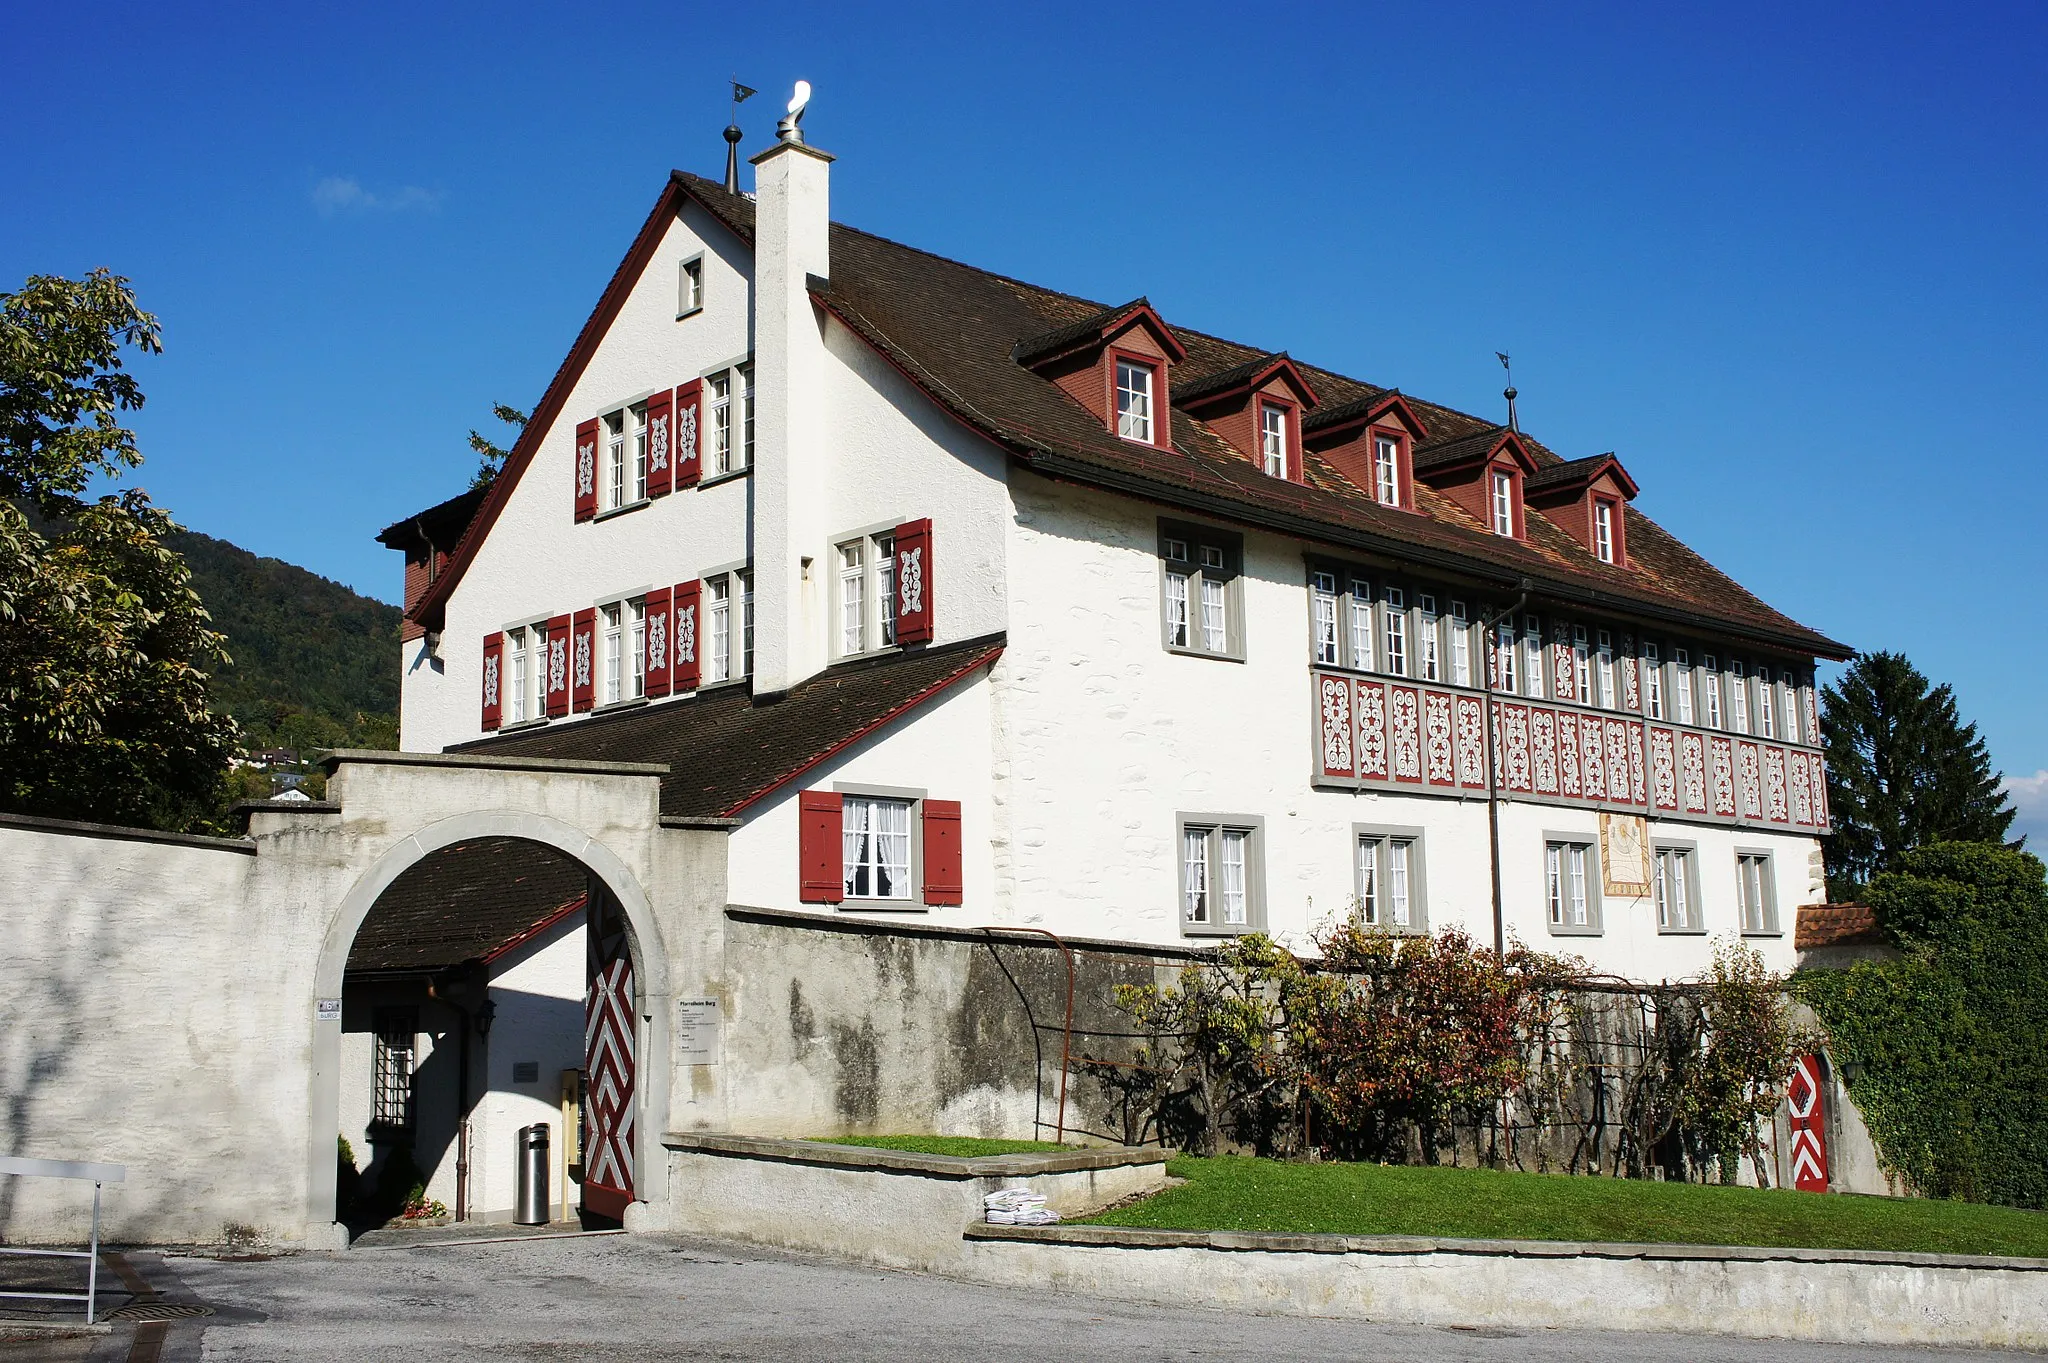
[544,613,572,717]
[573,419,599,522]
[799,791,845,903]
[645,388,675,498]
[673,379,703,490]
[672,580,702,691]
[480,631,504,731]
[922,799,963,906]
[643,586,673,697]
[570,607,597,712]
[894,517,934,645]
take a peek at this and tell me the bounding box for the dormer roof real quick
[1011,297,1187,368]
[1172,352,1320,409]
[1525,452,1640,500]
[1302,389,1430,443]
[1414,426,1541,476]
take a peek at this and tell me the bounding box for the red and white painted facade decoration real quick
[1787,1054,1830,1193]
[582,899,637,1221]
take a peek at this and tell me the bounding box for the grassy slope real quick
[813,1136,1068,1158]
[1084,1156,2048,1258]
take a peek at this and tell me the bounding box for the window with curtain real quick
[842,796,913,900]
[1546,840,1596,931]
[1654,846,1697,931]
[1180,820,1259,932]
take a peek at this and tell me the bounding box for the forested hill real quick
[170,528,401,750]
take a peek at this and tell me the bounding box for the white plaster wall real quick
[992,474,1815,980]
[469,915,586,1219]
[403,200,758,752]
[724,672,997,924]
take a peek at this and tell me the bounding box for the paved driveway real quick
[2,1231,2026,1362]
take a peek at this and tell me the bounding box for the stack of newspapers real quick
[983,1188,1059,1225]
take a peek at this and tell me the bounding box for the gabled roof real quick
[1172,352,1319,409]
[452,633,1004,818]
[347,837,588,973]
[1413,426,1541,476]
[1525,452,1641,500]
[375,484,488,551]
[390,169,1847,660]
[1302,389,1430,442]
[1012,298,1188,367]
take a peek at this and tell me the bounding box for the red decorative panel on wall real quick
[1650,726,1679,811]
[1790,749,1814,825]
[1551,623,1574,702]
[1710,736,1737,816]
[642,586,673,697]
[1500,703,1532,793]
[672,580,701,692]
[570,607,597,713]
[1627,720,1648,806]
[1317,673,1355,779]
[1530,707,1559,795]
[1455,696,1487,789]
[1680,732,1708,813]
[1557,711,1582,796]
[798,791,845,903]
[1357,680,1388,779]
[1605,719,1632,805]
[644,386,674,498]
[1424,690,1455,786]
[1620,636,1641,712]
[1389,685,1423,782]
[573,419,599,522]
[480,631,503,731]
[1580,716,1607,801]
[673,379,703,490]
[1765,746,1791,823]
[1811,752,1830,830]
[1787,1054,1829,1193]
[544,614,572,717]
[1737,740,1764,820]
[582,896,637,1221]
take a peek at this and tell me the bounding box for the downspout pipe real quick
[1480,580,1533,962]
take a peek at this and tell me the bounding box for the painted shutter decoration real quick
[893,517,933,645]
[642,586,673,698]
[672,579,701,692]
[480,631,504,731]
[673,379,703,490]
[645,387,675,498]
[921,799,964,906]
[570,608,597,713]
[799,791,845,903]
[573,418,600,522]
[544,614,572,717]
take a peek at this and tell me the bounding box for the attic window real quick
[1490,470,1515,537]
[1260,403,1288,477]
[1116,359,1156,443]
[1594,499,1616,563]
[1374,435,1401,507]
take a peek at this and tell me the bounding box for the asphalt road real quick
[0,1231,2027,1362]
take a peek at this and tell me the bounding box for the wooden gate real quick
[1788,1053,1830,1193]
[582,896,636,1220]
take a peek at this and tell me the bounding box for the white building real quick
[381,103,1846,988]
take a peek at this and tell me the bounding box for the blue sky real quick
[5,1,2044,835]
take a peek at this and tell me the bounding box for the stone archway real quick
[306,810,671,1242]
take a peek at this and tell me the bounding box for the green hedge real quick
[1795,843,2048,1209]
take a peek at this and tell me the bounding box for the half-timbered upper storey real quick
[381,114,1846,973]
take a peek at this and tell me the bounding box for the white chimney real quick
[748,84,833,697]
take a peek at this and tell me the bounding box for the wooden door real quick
[582,897,637,1220]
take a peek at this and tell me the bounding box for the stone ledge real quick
[662,1131,1167,1179]
[323,748,669,778]
[0,810,257,855]
[965,1221,2048,1272]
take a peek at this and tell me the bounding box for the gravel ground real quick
[2,1231,2031,1362]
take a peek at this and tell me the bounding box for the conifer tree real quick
[1821,651,2019,898]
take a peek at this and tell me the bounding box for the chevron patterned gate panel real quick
[583,898,636,1220]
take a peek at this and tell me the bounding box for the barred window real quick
[372,1008,418,1136]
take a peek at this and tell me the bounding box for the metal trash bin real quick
[515,1123,550,1226]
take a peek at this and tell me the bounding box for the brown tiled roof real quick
[1012,298,1159,366]
[451,634,1004,818]
[1173,352,1294,406]
[375,485,488,550]
[348,837,588,972]
[394,168,1848,660]
[1795,903,1885,951]
[1527,454,1621,492]
[1414,425,1513,473]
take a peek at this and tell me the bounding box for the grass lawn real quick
[1083,1156,2048,1259]
[811,1135,1069,1158]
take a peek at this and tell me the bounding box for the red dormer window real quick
[1260,402,1288,477]
[1521,453,1637,565]
[1374,433,1403,507]
[1491,469,1517,536]
[1115,356,1157,444]
[1594,497,1617,563]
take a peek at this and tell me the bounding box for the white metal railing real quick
[0,1155,127,1324]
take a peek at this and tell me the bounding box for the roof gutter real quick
[1021,450,1851,660]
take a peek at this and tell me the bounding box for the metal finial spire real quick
[724,80,756,192]
[1496,351,1518,432]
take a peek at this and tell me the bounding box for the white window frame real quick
[1673,647,1695,725]
[601,602,624,706]
[1596,629,1616,709]
[1654,842,1702,933]
[1160,522,1242,660]
[1573,625,1592,705]
[1382,586,1408,677]
[702,567,754,686]
[1311,571,1340,666]
[1449,600,1471,686]
[1355,824,1427,932]
[604,410,627,511]
[1594,500,1615,563]
[506,625,533,725]
[1757,665,1776,738]
[709,372,734,475]
[1494,619,1517,693]
[1644,641,1665,719]
[678,255,704,317]
[1260,402,1288,478]
[1783,678,1802,745]
[836,784,922,905]
[631,404,650,504]
[1418,594,1441,682]
[1179,815,1264,936]
[1348,578,1375,672]
[833,529,901,659]
[1524,615,1544,698]
[1544,835,1602,935]
[1116,359,1156,443]
[1736,850,1779,935]
[1729,660,1751,734]
[1702,654,1723,729]
[1374,435,1401,506]
[1491,470,1515,536]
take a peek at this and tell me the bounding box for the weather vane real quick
[723,79,757,193]
[1496,351,1519,432]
